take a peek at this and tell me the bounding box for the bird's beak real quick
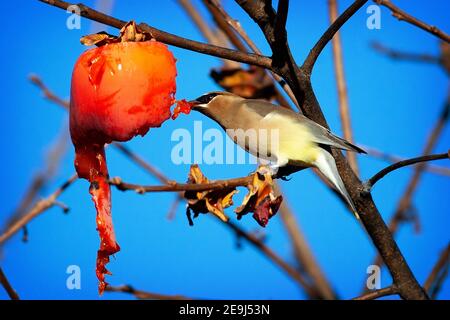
[188,100,207,111]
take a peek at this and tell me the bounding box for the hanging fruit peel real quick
[70,22,177,294]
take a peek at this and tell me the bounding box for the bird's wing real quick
[244,100,366,154]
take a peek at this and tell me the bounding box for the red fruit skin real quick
[70,41,177,145]
[70,41,177,294]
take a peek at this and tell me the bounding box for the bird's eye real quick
[196,93,219,104]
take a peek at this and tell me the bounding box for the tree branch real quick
[105,284,193,300]
[328,0,359,175]
[424,243,450,299]
[39,0,273,69]
[352,285,398,300]
[205,0,299,108]
[0,267,20,300]
[371,42,441,65]
[237,0,428,300]
[110,175,253,194]
[374,0,450,43]
[274,183,337,300]
[0,174,78,246]
[303,0,368,74]
[365,152,449,191]
[363,145,450,177]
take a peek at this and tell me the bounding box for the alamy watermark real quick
[171,121,281,167]
[366,4,381,30]
[66,264,81,290]
[66,5,81,30]
[366,265,381,290]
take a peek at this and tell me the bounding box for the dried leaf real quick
[235,166,283,227]
[184,165,237,222]
[80,32,116,46]
[80,20,153,47]
[210,66,276,100]
[119,21,151,42]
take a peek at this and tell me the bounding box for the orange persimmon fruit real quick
[70,23,177,294]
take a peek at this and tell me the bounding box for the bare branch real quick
[2,119,69,245]
[0,267,20,300]
[105,285,193,300]
[177,0,239,69]
[0,174,78,246]
[110,175,253,194]
[365,152,449,191]
[424,243,450,299]
[374,0,450,43]
[303,0,368,73]
[371,42,441,65]
[352,285,398,300]
[363,145,450,177]
[274,183,337,300]
[205,0,299,108]
[39,0,273,69]
[224,218,321,298]
[328,0,359,175]
[29,74,70,109]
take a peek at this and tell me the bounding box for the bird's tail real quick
[313,149,359,219]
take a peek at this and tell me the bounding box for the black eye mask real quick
[195,93,219,104]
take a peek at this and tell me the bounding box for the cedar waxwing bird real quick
[189,92,367,218]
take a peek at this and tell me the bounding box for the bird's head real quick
[188,91,243,116]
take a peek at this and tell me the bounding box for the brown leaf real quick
[184,165,237,222]
[80,32,116,46]
[80,20,153,47]
[235,166,283,227]
[210,66,277,100]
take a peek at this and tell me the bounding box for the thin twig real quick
[39,0,273,69]
[177,0,238,69]
[224,219,321,298]
[365,152,449,191]
[2,120,69,245]
[374,0,450,43]
[352,285,398,300]
[274,182,337,300]
[105,284,193,300]
[363,145,450,177]
[303,0,368,73]
[424,243,450,299]
[328,0,359,175]
[110,175,253,193]
[371,42,441,65]
[0,267,20,300]
[205,0,299,108]
[0,174,78,246]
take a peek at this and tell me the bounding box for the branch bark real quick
[39,0,273,69]
[374,0,450,43]
[0,267,20,300]
[352,285,398,300]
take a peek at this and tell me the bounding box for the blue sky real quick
[0,0,448,299]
